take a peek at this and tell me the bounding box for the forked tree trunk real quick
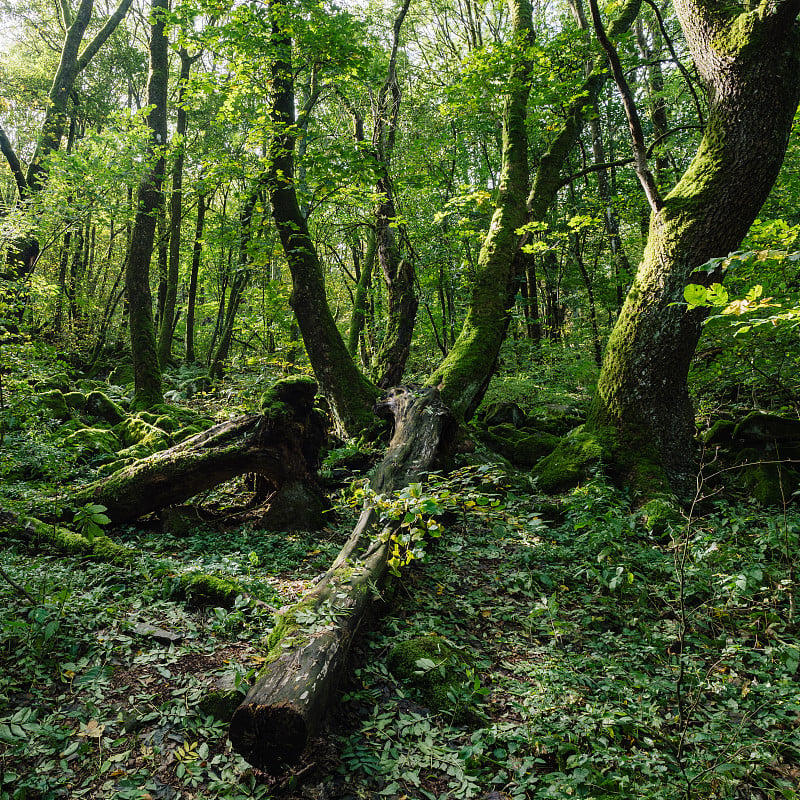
[228,386,455,771]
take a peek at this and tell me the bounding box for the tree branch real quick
[588,0,663,214]
[642,0,705,127]
[76,0,135,72]
[0,126,28,200]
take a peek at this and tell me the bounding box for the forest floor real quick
[0,352,799,800]
[1,460,799,800]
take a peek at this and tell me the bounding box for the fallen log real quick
[73,376,327,523]
[228,386,456,772]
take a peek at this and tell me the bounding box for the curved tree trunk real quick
[586,5,800,491]
[266,0,379,436]
[425,0,534,420]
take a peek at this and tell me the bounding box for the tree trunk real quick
[74,377,326,523]
[228,386,455,772]
[369,0,418,389]
[185,190,207,363]
[586,5,800,491]
[425,0,534,420]
[266,0,379,436]
[126,0,168,410]
[159,47,198,367]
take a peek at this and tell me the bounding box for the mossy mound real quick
[736,448,799,506]
[532,425,604,493]
[64,427,120,457]
[528,403,586,436]
[260,375,318,420]
[701,419,736,446]
[151,403,204,426]
[38,389,70,420]
[640,496,684,536]
[63,391,87,412]
[479,400,526,428]
[180,573,242,608]
[86,391,126,425]
[481,424,559,467]
[114,417,170,450]
[387,634,480,724]
[33,374,71,394]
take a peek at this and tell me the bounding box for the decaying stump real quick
[73,377,327,523]
[227,386,455,772]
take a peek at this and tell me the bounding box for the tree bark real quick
[126,0,168,409]
[586,5,800,491]
[369,0,418,389]
[159,47,199,367]
[185,190,207,363]
[228,386,455,772]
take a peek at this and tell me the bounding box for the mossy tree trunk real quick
[185,189,207,364]
[425,0,535,420]
[426,0,641,420]
[266,0,380,436]
[126,0,169,410]
[228,386,455,771]
[586,4,800,491]
[159,47,199,367]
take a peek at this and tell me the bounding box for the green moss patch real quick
[38,389,70,420]
[260,375,318,420]
[532,426,604,494]
[480,424,559,467]
[86,391,126,425]
[388,634,481,724]
[179,573,242,608]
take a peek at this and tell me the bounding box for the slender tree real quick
[126,0,169,409]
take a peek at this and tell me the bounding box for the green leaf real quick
[684,284,708,306]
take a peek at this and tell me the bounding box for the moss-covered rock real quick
[180,573,242,608]
[114,417,170,450]
[38,389,70,419]
[701,419,736,446]
[532,425,604,493]
[63,391,87,412]
[173,425,204,444]
[387,634,481,724]
[479,400,526,428]
[736,447,799,506]
[64,427,120,456]
[640,496,684,536]
[481,424,559,467]
[528,403,586,436]
[86,391,126,425]
[734,412,800,443]
[151,403,205,426]
[33,374,71,394]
